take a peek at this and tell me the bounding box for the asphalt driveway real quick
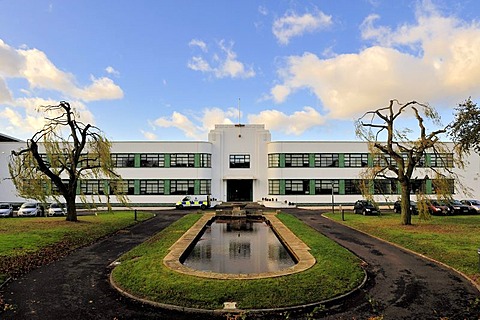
[1,208,480,319]
[286,208,480,319]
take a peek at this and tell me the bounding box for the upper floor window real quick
[111,153,135,167]
[344,153,368,167]
[430,153,454,168]
[285,154,309,167]
[268,154,280,168]
[171,153,195,167]
[372,154,394,167]
[140,154,165,167]
[199,154,211,168]
[314,154,339,167]
[230,154,250,168]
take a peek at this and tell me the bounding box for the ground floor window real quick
[139,180,165,195]
[285,179,309,195]
[269,180,280,195]
[110,180,135,195]
[315,179,339,194]
[80,180,104,195]
[171,180,195,195]
[199,180,211,194]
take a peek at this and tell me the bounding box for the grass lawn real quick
[0,211,153,283]
[325,211,480,286]
[111,212,365,310]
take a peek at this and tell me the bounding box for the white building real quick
[1,124,479,206]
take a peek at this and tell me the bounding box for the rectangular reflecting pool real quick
[181,218,296,274]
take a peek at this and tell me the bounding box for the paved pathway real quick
[286,208,480,319]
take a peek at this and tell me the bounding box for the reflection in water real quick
[182,219,296,274]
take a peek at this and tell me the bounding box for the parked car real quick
[393,200,418,215]
[47,203,66,216]
[353,200,380,215]
[426,200,452,216]
[0,203,13,217]
[17,202,44,217]
[460,199,480,214]
[447,200,470,215]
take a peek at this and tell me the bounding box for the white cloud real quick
[248,107,325,135]
[154,111,201,139]
[141,130,158,140]
[0,77,13,103]
[270,1,480,119]
[75,76,124,102]
[272,9,332,45]
[188,56,211,72]
[187,40,255,79]
[258,6,268,16]
[105,66,120,76]
[189,39,208,52]
[0,38,123,136]
[152,106,324,139]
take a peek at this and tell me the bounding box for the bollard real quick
[342,209,345,221]
[478,248,480,272]
[134,209,137,221]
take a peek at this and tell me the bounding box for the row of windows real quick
[73,179,211,196]
[41,153,212,168]
[268,153,454,168]
[268,179,455,195]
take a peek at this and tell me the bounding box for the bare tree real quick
[355,99,460,225]
[9,101,128,221]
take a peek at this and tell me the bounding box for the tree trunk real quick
[65,191,78,222]
[400,181,412,225]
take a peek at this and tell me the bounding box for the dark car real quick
[426,200,452,216]
[460,199,480,214]
[393,200,418,215]
[353,200,380,215]
[447,200,470,215]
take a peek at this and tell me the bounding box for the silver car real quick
[17,202,44,217]
[47,203,66,216]
[0,203,13,217]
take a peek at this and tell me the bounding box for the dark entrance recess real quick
[227,180,253,201]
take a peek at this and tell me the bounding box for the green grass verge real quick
[0,211,153,283]
[326,211,480,286]
[111,212,365,310]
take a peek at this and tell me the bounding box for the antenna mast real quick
[238,97,241,125]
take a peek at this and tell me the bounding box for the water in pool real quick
[182,218,296,274]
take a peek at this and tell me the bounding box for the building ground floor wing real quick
[0,124,479,207]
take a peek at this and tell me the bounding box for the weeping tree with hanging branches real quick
[9,101,129,222]
[355,99,463,225]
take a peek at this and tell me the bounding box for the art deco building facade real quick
[1,124,478,206]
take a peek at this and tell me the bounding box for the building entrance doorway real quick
[227,180,253,202]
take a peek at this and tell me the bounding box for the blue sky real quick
[1,0,480,141]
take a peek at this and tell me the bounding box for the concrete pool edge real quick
[162,211,316,280]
